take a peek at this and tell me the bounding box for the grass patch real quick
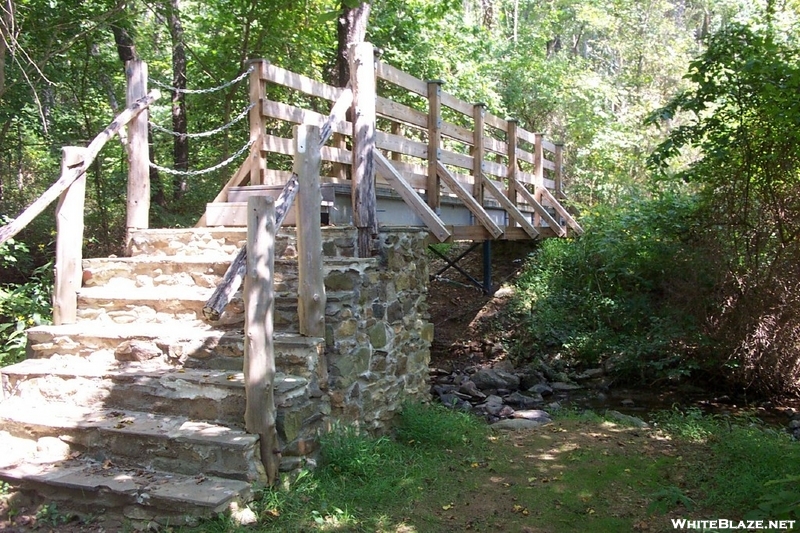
[182,404,800,532]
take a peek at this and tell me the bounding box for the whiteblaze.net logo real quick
[671,519,796,530]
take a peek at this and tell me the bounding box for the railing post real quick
[507,119,519,227]
[349,42,378,257]
[472,103,486,204]
[246,59,268,186]
[53,147,87,325]
[554,142,564,197]
[533,133,544,228]
[427,79,443,212]
[126,59,150,231]
[244,194,279,485]
[294,125,326,338]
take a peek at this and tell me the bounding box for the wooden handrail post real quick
[507,119,519,228]
[533,133,544,228]
[53,147,87,325]
[472,103,486,204]
[126,59,150,231]
[349,42,378,257]
[554,142,564,197]
[294,125,326,338]
[246,59,268,185]
[427,79,443,212]
[244,194,279,486]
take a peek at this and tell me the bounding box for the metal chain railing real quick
[150,138,255,176]
[149,102,255,139]
[148,65,254,95]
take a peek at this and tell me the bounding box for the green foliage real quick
[319,424,397,480]
[648,21,800,395]
[513,190,715,383]
[745,476,800,521]
[647,485,695,514]
[0,232,52,367]
[394,401,488,450]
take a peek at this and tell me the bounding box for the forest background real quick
[1,0,799,398]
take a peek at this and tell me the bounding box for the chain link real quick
[149,65,254,95]
[150,138,255,176]
[149,102,255,139]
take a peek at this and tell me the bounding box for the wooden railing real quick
[223,42,582,246]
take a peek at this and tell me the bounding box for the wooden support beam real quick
[554,142,564,196]
[53,147,87,325]
[195,141,257,227]
[294,125,326,338]
[507,119,519,227]
[0,90,159,246]
[472,103,485,203]
[427,79,443,211]
[514,182,566,237]
[533,133,544,227]
[243,195,280,486]
[374,151,450,242]
[481,174,539,239]
[350,43,378,257]
[126,59,150,231]
[436,161,502,239]
[247,59,269,185]
[540,187,584,235]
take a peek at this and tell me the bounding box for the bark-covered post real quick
[53,147,87,325]
[126,59,150,230]
[554,142,564,196]
[349,42,378,257]
[244,195,279,485]
[507,119,519,227]
[427,79,443,212]
[294,125,326,338]
[472,103,486,204]
[247,59,268,185]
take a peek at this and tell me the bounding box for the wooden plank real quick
[376,130,427,159]
[481,173,539,239]
[542,138,557,153]
[540,187,583,235]
[427,80,442,211]
[350,42,379,257]
[295,125,326,337]
[243,195,279,486]
[376,96,427,129]
[262,135,352,165]
[0,90,159,246]
[262,100,351,137]
[446,225,557,241]
[437,161,502,239]
[374,151,450,242]
[262,62,342,102]
[381,159,427,188]
[376,61,427,96]
[439,148,473,171]
[518,169,556,190]
[53,147,87,325]
[483,159,508,180]
[514,182,566,237]
[441,120,474,145]
[554,143,564,195]
[483,111,508,131]
[484,136,507,155]
[516,127,537,145]
[126,59,150,229]
[440,90,473,117]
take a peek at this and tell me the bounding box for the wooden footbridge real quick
[0,42,581,525]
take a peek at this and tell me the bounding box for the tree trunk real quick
[335,1,371,87]
[167,0,188,201]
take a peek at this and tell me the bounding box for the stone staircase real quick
[0,227,358,527]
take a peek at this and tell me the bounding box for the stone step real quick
[0,401,264,482]
[1,358,313,429]
[126,226,358,258]
[25,323,325,376]
[73,286,356,331]
[81,255,373,294]
[0,456,251,527]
